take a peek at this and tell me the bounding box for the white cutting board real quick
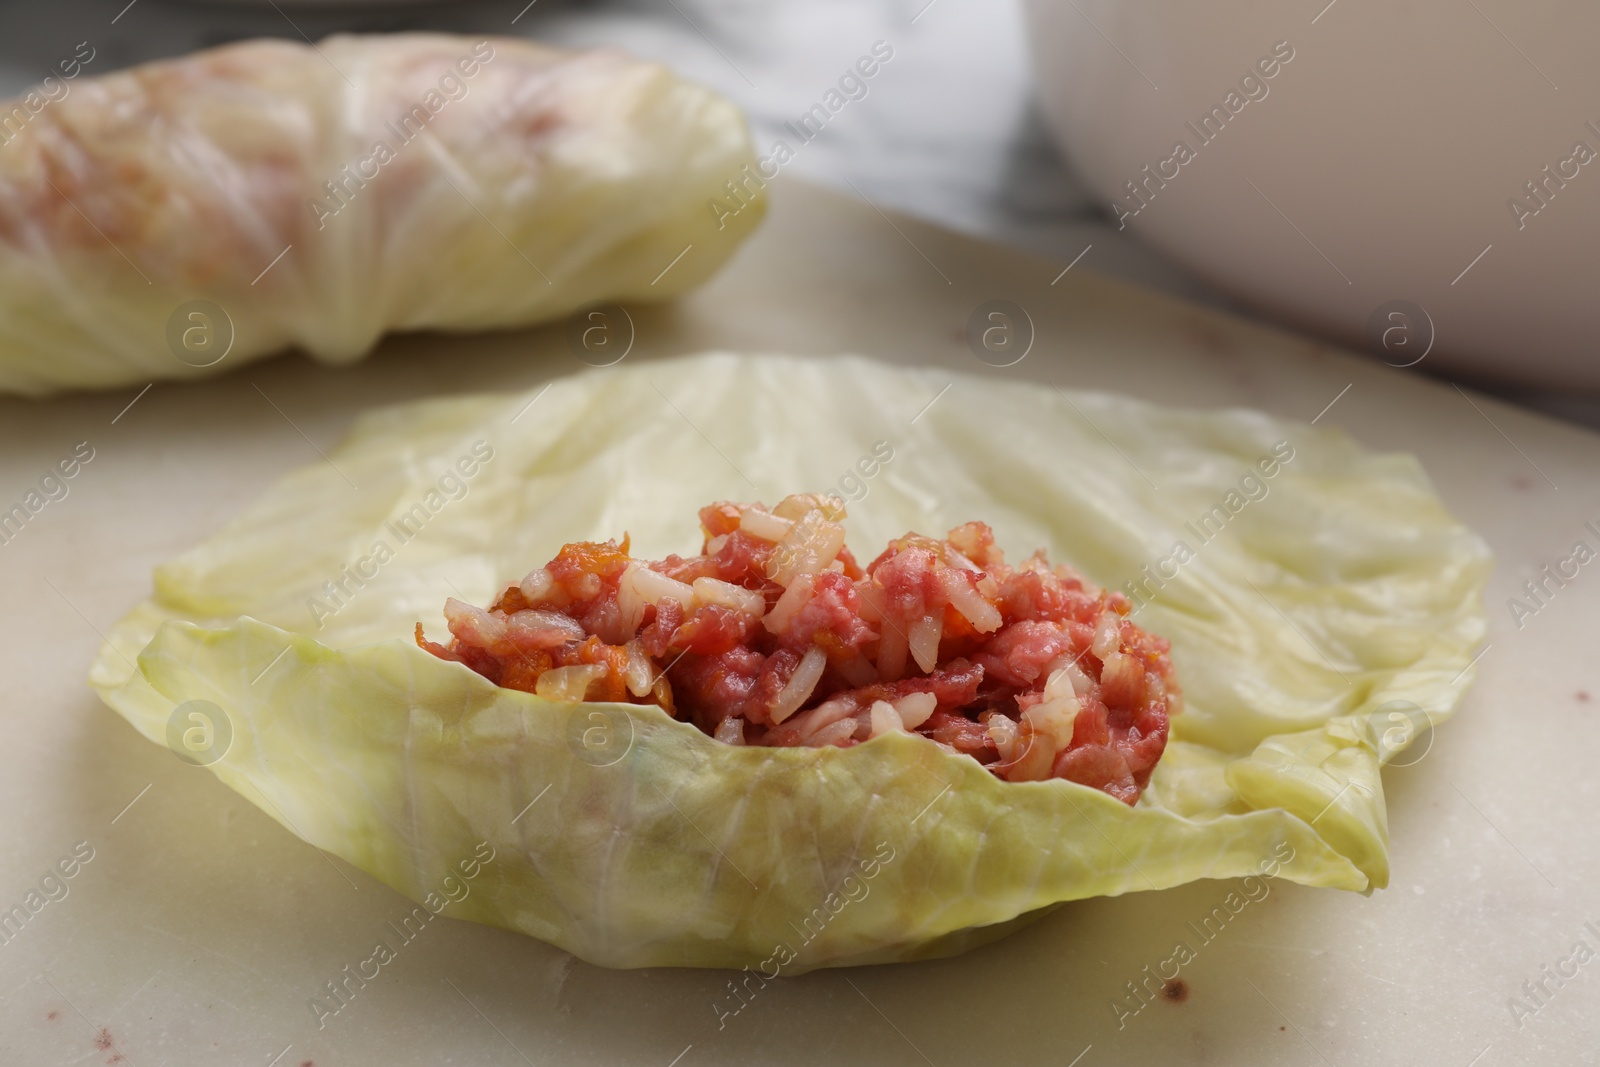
[1,180,1596,1067]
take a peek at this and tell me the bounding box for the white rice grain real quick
[693,577,765,617]
[518,567,555,603]
[893,691,937,730]
[940,571,1002,633]
[1044,655,1094,697]
[783,696,856,741]
[621,639,656,697]
[739,509,793,542]
[985,713,1019,761]
[534,663,609,702]
[762,573,816,634]
[908,613,943,674]
[868,700,903,738]
[1022,695,1080,751]
[806,717,860,747]
[1092,611,1122,659]
[769,645,828,723]
[628,565,695,608]
[505,609,588,651]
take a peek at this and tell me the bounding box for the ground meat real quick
[924,709,999,761]
[418,496,1181,805]
[782,570,875,654]
[972,620,1076,687]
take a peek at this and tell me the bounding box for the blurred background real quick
[2,0,1594,425]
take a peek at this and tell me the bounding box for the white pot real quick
[1025,0,1600,388]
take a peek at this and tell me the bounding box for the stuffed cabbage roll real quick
[0,34,763,394]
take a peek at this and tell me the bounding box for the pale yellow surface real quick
[1,181,1595,1065]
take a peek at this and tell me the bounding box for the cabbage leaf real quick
[90,353,1491,970]
[0,35,762,395]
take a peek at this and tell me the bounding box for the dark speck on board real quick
[1161,977,1189,1003]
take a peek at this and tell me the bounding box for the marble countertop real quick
[3,0,1594,425]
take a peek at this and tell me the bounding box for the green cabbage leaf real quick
[90,353,1491,970]
[0,35,762,395]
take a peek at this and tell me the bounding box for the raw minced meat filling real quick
[418,494,1180,804]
